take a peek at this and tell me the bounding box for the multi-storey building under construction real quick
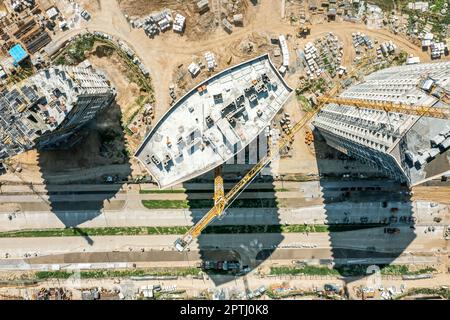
[0,61,115,160]
[313,61,450,186]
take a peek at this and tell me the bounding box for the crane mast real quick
[173,57,449,252]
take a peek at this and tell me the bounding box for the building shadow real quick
[182,147,283,286]
[312,128,416,283]
[36,100,132,245]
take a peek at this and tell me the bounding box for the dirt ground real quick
[118,0,252,41]
[0,271,449,300]
[412,186,450,205]
[78,0,101,12]
[2,0,443,185]
[172,31,275,97]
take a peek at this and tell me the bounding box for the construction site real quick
[0,0,449,301]
[136,54,292,189]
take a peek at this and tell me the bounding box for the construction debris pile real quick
[278,35,290,74]
[131,9,186,37]
[127,103,155,137]
[204,51,217,70]
[357,284,407,300]
[266,282,345,300]
[35,287,72,300]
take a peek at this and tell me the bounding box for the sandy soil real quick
[118,0,252,41]
[0,271,449,300]
[3,0,446,185]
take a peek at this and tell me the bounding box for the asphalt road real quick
[0,226,444,270]
[0,180,447,231]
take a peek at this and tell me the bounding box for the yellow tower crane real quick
[316,96,450,119]
[173,59,449,252]
[173,87,340,251]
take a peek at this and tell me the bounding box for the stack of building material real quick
[150,9,172,24]
[431,42,446,59]
[406,55,420,64]
[378,41,396,56]
[118,41,135,58]
[223,18,233,33]
[303,42,322,78]
[197,0,209,13]
[407,1,429,12]
[158,12,172,31]
[233,14,243,26]
[279,35,290,67]
[140,286,154,299]
[352,32,373,50]
[421,32,433,48]
[204,51,216,70]
[173,13,186,33]
[188,62,201,76]
[140,9,173,37]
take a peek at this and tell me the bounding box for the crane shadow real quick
[183,140,283,286]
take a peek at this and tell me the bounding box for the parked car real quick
[384,227,400,234]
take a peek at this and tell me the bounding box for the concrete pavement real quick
[0,226,444,268]
[0,199,446,231]
[0,179,447,231]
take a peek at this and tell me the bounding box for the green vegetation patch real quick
[271,265,340,276]
[142,200,190,209]
[379,265,436,276]
[296,94,314,112]
[142,198,280,209]
[54,35,95,65]
[271,264,438,277]
[35,267,201,280]
[140,189,186,194]
[395,287,450,300]
[0,224,384,238]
